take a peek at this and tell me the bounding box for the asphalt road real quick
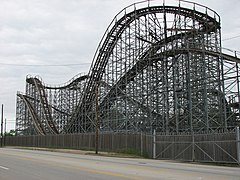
[0,148,239,180]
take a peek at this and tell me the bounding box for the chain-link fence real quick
[4,129,240,164]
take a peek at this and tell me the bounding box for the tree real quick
[5,129,16,136]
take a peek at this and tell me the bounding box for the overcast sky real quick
[0,0,239,131]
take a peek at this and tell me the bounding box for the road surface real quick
[0,148,239,180]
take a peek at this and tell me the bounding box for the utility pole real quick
[4,118,6,146]
[1,104,3,147]
[95,82,99,154]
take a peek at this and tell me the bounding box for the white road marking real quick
[0,165,9,170]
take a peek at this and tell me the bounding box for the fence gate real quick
[154,130,240,164]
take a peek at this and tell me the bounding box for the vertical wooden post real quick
[141,131,143,156]
[0,104,3,147]
[153,129,156,159]
[95,82,99,154]
[192,133,195,162]
[4,118,6,146]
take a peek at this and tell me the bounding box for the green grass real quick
[115,148,149,158]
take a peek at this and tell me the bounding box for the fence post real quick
[153,129,156,159]
[140,131,143,156]
[192,133,195,162]
[236,126,240,164]
[0,104,3,147]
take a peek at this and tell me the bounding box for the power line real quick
[0,62,91,67]
[222,34,240,41]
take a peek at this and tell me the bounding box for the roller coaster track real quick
[16,1,240,135]
[17,93,45,135]
[99,48,240,110]
[29,78,59,134]
[83,5,220,110]
[99,47,239,131]
[66,5,222,132]
[20,93,71,117]
[22,74,88,135]
[98,25,240,110]
[26,74,88,90]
